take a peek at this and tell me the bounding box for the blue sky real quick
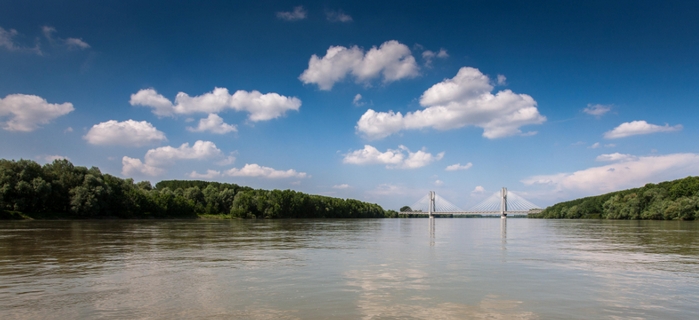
[2,0,699,210]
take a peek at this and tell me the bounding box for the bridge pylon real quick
[500,187,507,219]
[428,191,435,218]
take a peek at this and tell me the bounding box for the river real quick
[1,218,698,319]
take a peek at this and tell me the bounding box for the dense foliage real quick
[531,176,699,220]
[0,159,396,219]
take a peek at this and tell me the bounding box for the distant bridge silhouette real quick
[400,188,542,218]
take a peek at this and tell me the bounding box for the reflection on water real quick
[429,217,435,247]
[1,219,698,319]
[501,218,507,248]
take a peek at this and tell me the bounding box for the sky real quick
[2,0,699,210]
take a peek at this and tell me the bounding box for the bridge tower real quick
[500,187,508,219]
[428,191,436,218]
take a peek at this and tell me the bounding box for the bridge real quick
[400,188,542,219]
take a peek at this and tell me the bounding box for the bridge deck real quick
[398,211,532,215]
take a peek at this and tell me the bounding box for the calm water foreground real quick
[1,219,698,319]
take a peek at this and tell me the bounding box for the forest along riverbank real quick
[0,158,397,220]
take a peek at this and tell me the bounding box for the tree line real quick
[0,158,398,219]
[531,176,699,220]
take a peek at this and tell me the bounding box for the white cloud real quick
[276,6,307,21]
[589,142,600,149]
[445,162,473,171]
[497,74,507,85]
[188,170,221,179]
[129,89,173,116]
[121,140,223,176]
[356,67,546,139]
[64,127,73,133]
[333,184,351,189]
[605,144,616,148]
[343,145,444,169]
[130,88,301,121]
[595,153,638,162]
[422,49,448,66]
[434,179,444,186]
[353,94,365,106]
[326,10,353,22]
[522,153,699,196]
[0,94,74,131]
[42,155,70,162]
[121,156,164,176]
[583,104,611,117]
[225,164,307,179]
[299,40,419,90]
[42,26,90,50]
[84,120,167,146]
[471,186,485,194]
[145,140,222,167]
[41,26,55,39]
[0,27,19,50]
[65,38,90,49]
[604,120,682,139]
[367,183,409,196]
[186,113,237,134]
[216,153,237,166]
[0,26,41,54]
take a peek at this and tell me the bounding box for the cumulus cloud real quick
[356,67,546,139]
[446,162,473,171]
[343,145,444,169]
[299,40,419,90]
[84,120,166,146]
[434,179,444,186]
[186,114,237,134]
[583,104,611,117]
[130,87,301,121]
[522,153,699,196]
[188,170,222,179]
[595,153,638,162]
[276,6,307,21]
[121,140,223,176]
[589,142,600,149]
[604,120,682,139]
[145,140,222,167]
[216,153,237,166]
[471,186,485,194]
[129,89,173,116]
[333,184,350,189]
[225,164,307,179]
[0,94,74,131]
[122,156,164,176]
[326,10,352,22]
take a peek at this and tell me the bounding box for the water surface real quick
[1,219,698,319]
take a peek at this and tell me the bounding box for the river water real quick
[1,218,698,319]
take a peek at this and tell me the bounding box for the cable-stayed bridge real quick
[400,188,542,218]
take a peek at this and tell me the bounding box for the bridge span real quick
[399,188,541,219]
